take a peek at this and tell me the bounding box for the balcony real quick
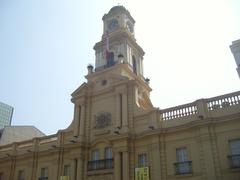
[174,161,192,175]
[87,159,114,171]
[228,154,240,168]
[38,177,48,180]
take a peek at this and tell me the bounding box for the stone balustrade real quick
[161,103,197,120]
[161,91,240,121]
[207,91,240,111]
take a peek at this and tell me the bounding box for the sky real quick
[0,0,240,135]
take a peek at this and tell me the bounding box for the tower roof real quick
[102,5,135,23]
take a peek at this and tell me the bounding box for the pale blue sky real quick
[1,0,240,135]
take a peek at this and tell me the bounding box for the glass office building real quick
[0,102,13,129]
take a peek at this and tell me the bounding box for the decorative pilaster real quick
[80,104,85,138]
[114,152,121,180]
[159,135,167,180]
[197,126,217,180]
[115,94,121,128]
[74,105,81,137]
[30,138,39,180]
[122,151,129,180]
[76,155,84,180]
[122,94,128,128]
[71,159,77,180]
[209,126,222,180]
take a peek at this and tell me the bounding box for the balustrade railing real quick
[207,91,240,111]
[161,91,240,120]
[161,103,197,120]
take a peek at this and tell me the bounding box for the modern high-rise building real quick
[230,39,240,78]
[0,101,13,129]
[0,6,240,180]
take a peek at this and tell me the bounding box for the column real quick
[79,105,85,137]
[122,151,129,180]
[76,157,84,180]
[73,105,80,137]
[114,152,121,180]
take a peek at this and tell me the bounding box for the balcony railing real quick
[174,161,192,175]
[87,159,114,171]
[228,154,240,168]
[38,177,48,180]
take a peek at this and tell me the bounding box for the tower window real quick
[132,55,137,74]
[107,52,115,67]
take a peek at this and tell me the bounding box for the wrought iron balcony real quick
[228,154,240,168]
[174,161,192,175]
[87,159,114,171]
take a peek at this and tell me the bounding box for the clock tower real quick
[72,6,155,139]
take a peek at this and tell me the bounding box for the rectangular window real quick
[105,147,113,159]
[63,165,70,176]
[91,149,100,160]
[105,147,113,168]
[18,170,24,180]
[229,139,240,168]
[175,147,192,174]
[40,167,48,178]
[138,153,147,167]
[91,149,100,170]
[176,148,188,162]
[230,139,240,155]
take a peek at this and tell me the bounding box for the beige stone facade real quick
[0,6,240,180]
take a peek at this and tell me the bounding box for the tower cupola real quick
[93,6,145,79]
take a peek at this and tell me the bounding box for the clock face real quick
[108,19,119,32]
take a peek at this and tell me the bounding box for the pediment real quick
[71,82,88,98]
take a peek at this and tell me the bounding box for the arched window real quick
[132,55,137,74]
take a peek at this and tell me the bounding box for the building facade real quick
[0,6,240,180]
[0,102,13,129]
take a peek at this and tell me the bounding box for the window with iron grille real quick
[39,167,48,180]
[175,147,192,174]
